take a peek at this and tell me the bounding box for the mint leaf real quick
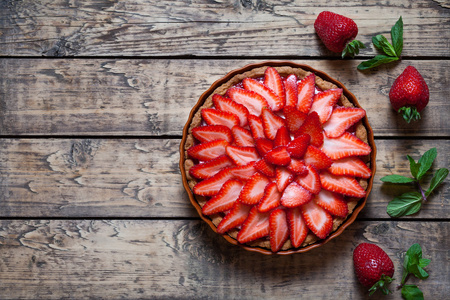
[407,155,420,179]
[381,174,415,184]
[372,35,397,57]
[418,258,431,268]
[391,16,403,57]
[401,285,424,300]
[386,192,422,217]
[409,264,429,280]
[357,55,399,70]
[417,147,437,180]
[426,168,449,196]
[405,244,430,279]
[401,254,410,284]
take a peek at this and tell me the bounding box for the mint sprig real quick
[398,244,430,300]
[381,147,449,217]
[358,17,403,70]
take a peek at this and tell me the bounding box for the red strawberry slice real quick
[320,171,366,198]
[254,158,276,178]
[284,74,298,107]
[261,107,286,140]
[274,126,291,147]
[228,161,256,181]
[189,155,234,179]
[286,134,310,158]
[239,172,271,205]
[226,145,260,166]
[227,87,268,116]
[255,137,274,157]
[314,190,348,218]
[297,73,316,113]
[192,125,233,144]
[287,158,308,175]
[303,145,333,170]
[187,139,229,161]
[269,208,290,252]
[296,111,324,147]
[264,67,286,101]
[275,167,294,192]
[237,207,270,244]
[213,94,249,127]
[248,114,265,139]
[286,207,309,248]
[280,182,312,208]
[243,78,284,112]
[265,146,291,167]
[321,132,371,160]
[323,106,366,138]
[202,179,244,215]
[231,126,254,147]
[310,88,343,124]
[301,200,333,239]
[201,108,240,129]
[283,106,307,133]
[328,157,371,179]
[217,201,251,234]
[193,168,233,196]
[295,164,321,194]
[258,182,282,212]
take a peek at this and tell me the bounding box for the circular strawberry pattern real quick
[187,67,372,253]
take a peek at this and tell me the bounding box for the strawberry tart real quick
[180,62,376,254]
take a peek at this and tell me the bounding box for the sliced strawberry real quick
[261,107,286,140]
[286,134,310,158]
[255,137,274,157]
[231,126,254,147]
[269,208,290,252]
[284,74,298,107]
[189,155,234,179]
[243,78,284,112]
[228,161,256,181]
[217,201,251,234]
[301,200,333,239]
[296,111,324,147]
[295,164,321,195]
[321,132,371,160]
[274,126,291,147]
[212,94,249,127]
[193,168,233,196]
[239,172,271,205]
[320,171,366,198]
[192,125,233,144]
[254,158,276,178]
[328,157,372,179]
[248,114,265,139]
[310,88,342,124]
[257,182,282,212]
[323,106,366,138]
[264,67,286,102]
[187,139,229,161]
[303,145,333,170]
[201,108,240,129]
[314,190,348,218]
[275,167,294,192]
[283,106,307,134]
[227,87,268,116]
[237,206,270,244]
[287,158,308,176]
[281,182,313,208]
[286,207,309,248]
[226,145,260,166]
[202,179,244,215]
[297,73,315,113]
[265,146,291,167]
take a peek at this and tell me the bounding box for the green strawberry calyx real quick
[398,106,421,123]
[368,274,395,296]
[342,40,366,58]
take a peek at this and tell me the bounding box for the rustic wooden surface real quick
[0,0,449,299]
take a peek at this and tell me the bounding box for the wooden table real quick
[0,1,449,299]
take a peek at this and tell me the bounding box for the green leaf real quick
[401,254,410,284]
[406,243,422,259]
[426,168,449,196]
[405,244,430,280]
[409,264,429,280]
[357,55,399,70]
[418,258,431,268]
[401,285,424,300]
[342,40,366,58]
[407,155,420,179]
[417,148,437,180]
[381,174,415,184]
[372,35,397,57]
[391,16,404,57]
[386,192,422,217]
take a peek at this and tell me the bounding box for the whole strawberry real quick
[353,243,395,295]
[314,11,365,58]
[389,66,429,123]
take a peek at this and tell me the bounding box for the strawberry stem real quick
[342,40,366,58]
[398,106,421,123]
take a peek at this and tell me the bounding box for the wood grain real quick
[0,59,448,136]
[0,138,448,218]
[0,220,448,299]
[0,0,449,57]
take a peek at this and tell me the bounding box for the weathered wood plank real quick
[0,138,448,218]
[0,59,448,136]
[0,0,449,57]
[0,220,448,299]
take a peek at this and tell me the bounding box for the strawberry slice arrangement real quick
[187,67,372,253]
